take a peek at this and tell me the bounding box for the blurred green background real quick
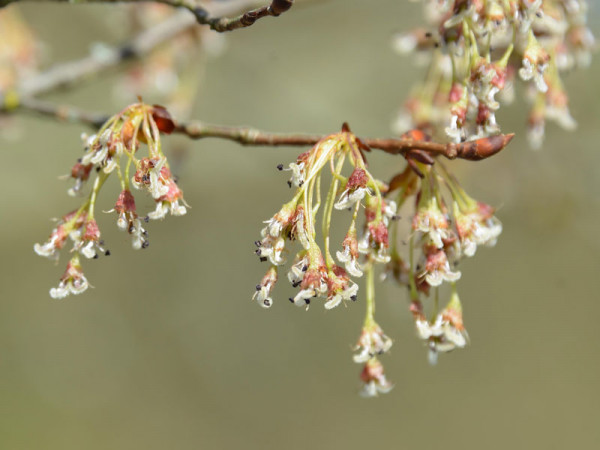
[2,1,600,449]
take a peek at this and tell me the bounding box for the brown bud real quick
[271,0,294,16]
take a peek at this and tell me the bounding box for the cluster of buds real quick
[393,0,594,148]
[34,102,186,298]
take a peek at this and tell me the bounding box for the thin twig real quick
[193,0,294,32]
[9,98,514,161]
[0,0,294,32]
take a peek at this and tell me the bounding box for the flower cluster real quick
[34,102,186,298]
[253,125,396,312]
[393,0,594,148]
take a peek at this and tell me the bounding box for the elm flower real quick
[67,161,93,197]
[445,82,469,143]
[148,178,187,220]
[287,252,309,287]
[334,167,371,210]
[78,218,108,259]
[453,201,502,257]
[518,31,550,93]
[110,189,148,250]
[353,322,393,363]
[34,210,85,261]
[132,157,170,199]
[419,246,461,287]
[49,256,90,299]
[291,266,328,308]
[358,220,390,264]
[336,225,363,277]
[324,265,358,310]
[359,358,393,398]
[413,196,450,249]
[415,288,469,365]
[279,151,310,188]
[253,266,278,309]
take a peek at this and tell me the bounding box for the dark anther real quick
[292,280,301,288]
[256,284,262,291]
[263,299,271,307]
[255,249,262,256]
[351,295,357,302]
[105,250,111,256]
[425,31,432,38]
[142,230,148,237]
[93,254,99,259]
[299,181,304,187]
[260,257,267,262]
[144,216,150,223]
[129,225,135,233]
[99,240,105,245]
[277,164,284,171]
[287,181,292,188]
[392,215,401,221]
[434,42,440,48]
[77,158,82,163]
[416,264,421,271]
[305,299,310,305]
[289,297,295,303]
[254,241,262,247]
[142,241,150,249]
[301,265,308,272]
[96,166,101,172]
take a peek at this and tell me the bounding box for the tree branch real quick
[0,0,294,32]
[192,0,294,32]
[8,98,514,161]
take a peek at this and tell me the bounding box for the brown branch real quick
[0,0,294,32]
[8,98,514,161]
[177,121,514,161]
[193,0,294,32]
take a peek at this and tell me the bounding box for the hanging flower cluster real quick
[252,125,402,395]
[393,0,594,149]
[34,102,185,298]
[252,125,504,395]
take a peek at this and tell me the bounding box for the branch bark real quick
[0,0,294,32]
[9,98,514,161]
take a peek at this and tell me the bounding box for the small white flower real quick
[334,186,370,210]
[353,323,393,363]
[519,57,548,93]
[324,282,358,310]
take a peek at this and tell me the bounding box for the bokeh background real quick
[2,1,600,449]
